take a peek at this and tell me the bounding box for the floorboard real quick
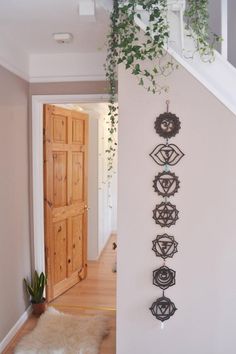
[3,234,116,354]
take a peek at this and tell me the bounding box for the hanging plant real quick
[105,0,175,177]
[105,0,221,176]
[184,0,222,62]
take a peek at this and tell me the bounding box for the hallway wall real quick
[0,65,31,343]
[117,62,236,354]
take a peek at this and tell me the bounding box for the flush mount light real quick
[53,33,73,44]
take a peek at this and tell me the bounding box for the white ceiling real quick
[0,0,110,54]
[55,102,109,119]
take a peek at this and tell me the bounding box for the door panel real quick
[44,104,88,301]
[53,115,67,143]
[72,118,84,144]
[72,214,84,272]
[72,152,84,203]
[53,219,67,284]
[53,152,67,207]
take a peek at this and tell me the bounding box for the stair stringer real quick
[135,7,236,116]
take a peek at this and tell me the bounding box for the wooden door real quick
[43,104,88,301]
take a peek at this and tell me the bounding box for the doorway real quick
[32,95,117,352]
[32,94,117,273]
[43,104,88,301]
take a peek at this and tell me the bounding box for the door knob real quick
[84,205,90,211]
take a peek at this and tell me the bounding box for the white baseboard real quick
[0,305,32,352]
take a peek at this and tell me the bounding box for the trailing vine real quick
[105,0,221,176]
[105,0,176,177]
[105,0,119,178]
[185,0,222,62]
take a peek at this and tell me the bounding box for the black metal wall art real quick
[149,100,184,324]
[150,296,177,322]
[152,202,179,228]
[152,234,178,259]
[153,266,176,290]
[150,144,184,166]
[154,112,181,138]
[153,171,180,197]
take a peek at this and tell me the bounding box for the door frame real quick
[32,94,110,273]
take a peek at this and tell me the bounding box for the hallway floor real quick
[3,235,116,354]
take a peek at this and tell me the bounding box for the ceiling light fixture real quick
[53,33,73,44]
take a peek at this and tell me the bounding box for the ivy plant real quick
[105,0,221,176]
[185,0,222,62]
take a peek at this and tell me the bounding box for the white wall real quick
[208,0,221,53]
[29,52,106,82]
[117,62,236,354]
[98,106,118,254]
[88,116,99,260]
[87,103,117,259]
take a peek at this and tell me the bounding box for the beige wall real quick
[0,78,109,345]
[118,62,236,354]
[29,81,109,96]
[0,65,31,342]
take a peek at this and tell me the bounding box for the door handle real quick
[84,205,90,211]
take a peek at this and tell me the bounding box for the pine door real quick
[43,104,88,301]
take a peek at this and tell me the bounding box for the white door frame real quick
[31,94,110,273]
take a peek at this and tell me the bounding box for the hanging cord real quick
[162,100,170,331]
[166,99,170,112]
[165,100,170,147]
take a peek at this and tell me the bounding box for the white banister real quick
[167,0,186,54]
[221,0,228,59]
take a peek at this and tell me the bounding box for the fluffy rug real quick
[14,307,109,354]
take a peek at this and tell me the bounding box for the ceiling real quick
[55,102,109,119]
[0,0,110,54]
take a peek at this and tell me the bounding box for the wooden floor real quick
[3,235,116,354]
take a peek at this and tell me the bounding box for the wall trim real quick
[0,306,32,352]
[32,94,110,273]
[29,74,106,83]
[0,56,29,81]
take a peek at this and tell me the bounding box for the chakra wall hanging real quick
[153,171,180,197]
[149,143,184,166]
[153,266,176,290]
[150,296,177,322]
[149,100,184,324]
[152,234,178,259]
[152,202,179,228]
[154,112,181,138]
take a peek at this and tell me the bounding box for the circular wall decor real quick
[152,202,179,228]
[153,265,176,290]
[150,296,177,322]
[149,143,184,166]
[152,234,178,259]
[154,112,181,138]
[153,171,180,197]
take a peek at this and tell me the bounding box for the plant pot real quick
[32,298,47,316]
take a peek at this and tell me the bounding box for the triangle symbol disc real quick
[160,148,174,163]
[159,177,175,193]
[159,302,168,315]
[157,240,173,256]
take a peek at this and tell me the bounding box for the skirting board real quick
[0,305,32,352]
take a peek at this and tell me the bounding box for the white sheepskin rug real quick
[14,307,109,354]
